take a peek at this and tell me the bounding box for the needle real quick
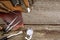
[6,20,21,32]
[6,17,18,31]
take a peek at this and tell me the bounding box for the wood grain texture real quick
[22,0,60,24]
[0,25,60,40]
[24,25,60,40]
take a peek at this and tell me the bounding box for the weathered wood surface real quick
[23,0,60,24]
[0,25,60,40]
[25,25,60,40]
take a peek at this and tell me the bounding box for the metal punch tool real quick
[25,28,33,40]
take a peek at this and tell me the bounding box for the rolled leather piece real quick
[0,0,34,13]
[0,10,24,31]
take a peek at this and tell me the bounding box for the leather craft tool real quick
[25,28,33,40]
[6,19,21,32]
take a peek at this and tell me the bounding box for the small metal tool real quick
[4,14,22,33]
[6,20,21,32]
[1,16,18,33]
[19,0,31,13]
[25,28,33,40]
[0,31,23,40]
[5,17,18,31]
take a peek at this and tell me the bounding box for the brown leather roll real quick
[0,0,30,12]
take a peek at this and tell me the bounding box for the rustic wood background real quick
[1,0,60,40]
[23,0,60,24]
